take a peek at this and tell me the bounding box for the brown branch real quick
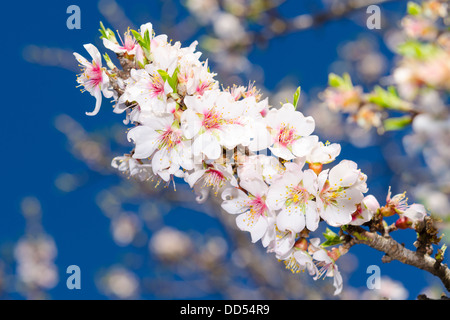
[345,225,450,293]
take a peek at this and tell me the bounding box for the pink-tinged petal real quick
[403,203,427,222]
[363,194,380,213]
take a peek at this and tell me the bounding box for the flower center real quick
[277,125,297,146]
[202,109,223,130]
[149,73,165,98]
[157,128,181,150]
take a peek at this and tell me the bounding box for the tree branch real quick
[345,225,450,293]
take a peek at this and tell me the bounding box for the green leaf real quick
[436,243,447,261]
[328,73,353,89]
[383,116,413,131]
[407,2,422,16]
[158,68,179,94]
[322,228,343,247]
[293,86,301,109]
[367,86,412,111]
[99,22,117,42]
[397,40,440,59]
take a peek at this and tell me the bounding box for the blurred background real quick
[1,0,448,300]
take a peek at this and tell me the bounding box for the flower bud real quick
[395,216,412,229]
[294,238,308,251]
[309,163,323,175]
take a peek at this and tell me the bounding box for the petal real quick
[181,108,202,139]
[305,201,320,231]
[83,43,102,66]
[73,52,90,67]
[86,87,102,116]
[329,160,359,188]
[277,206,305,233]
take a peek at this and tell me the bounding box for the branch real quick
[345,224,450,293]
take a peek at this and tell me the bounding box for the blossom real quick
[350,194,380,226]
[185,162,237,195]
[316,160,366,227]
[182,90,245,159]
[313,248,343,295]
[322,86,362,113]
[306,141,341,165]
[103,29,137,55]
[266,163,319,233]
[73,44,113,116]
[123,67,174,115]
[127,114,193,180]
[221,178,273,243]
[266,103,317,160]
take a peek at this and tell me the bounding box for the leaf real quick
[383,116,413,131]
[99,22,116,41]
[367,86,412,111]
[322,228,343,247]
[158,67,179,94]
[328,73,353,89]
[436,243,447,262]
[397,40,440,59]
[131,29,143,42]
[293,86,301,109]
[407,2,422,16]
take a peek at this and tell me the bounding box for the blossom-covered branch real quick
[72,15,448,296]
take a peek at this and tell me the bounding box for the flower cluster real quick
[74,21,428,295]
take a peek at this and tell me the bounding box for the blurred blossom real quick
[185,0,219,24]
[14,236,58,291]
[414,185,450,219]
[200,236,228,264]
[111,213,142,247]
[54,172,84,192]
[149,227,193,262]
[20,197,42,219]
[99,267,139,299]
[213,13,246,42]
